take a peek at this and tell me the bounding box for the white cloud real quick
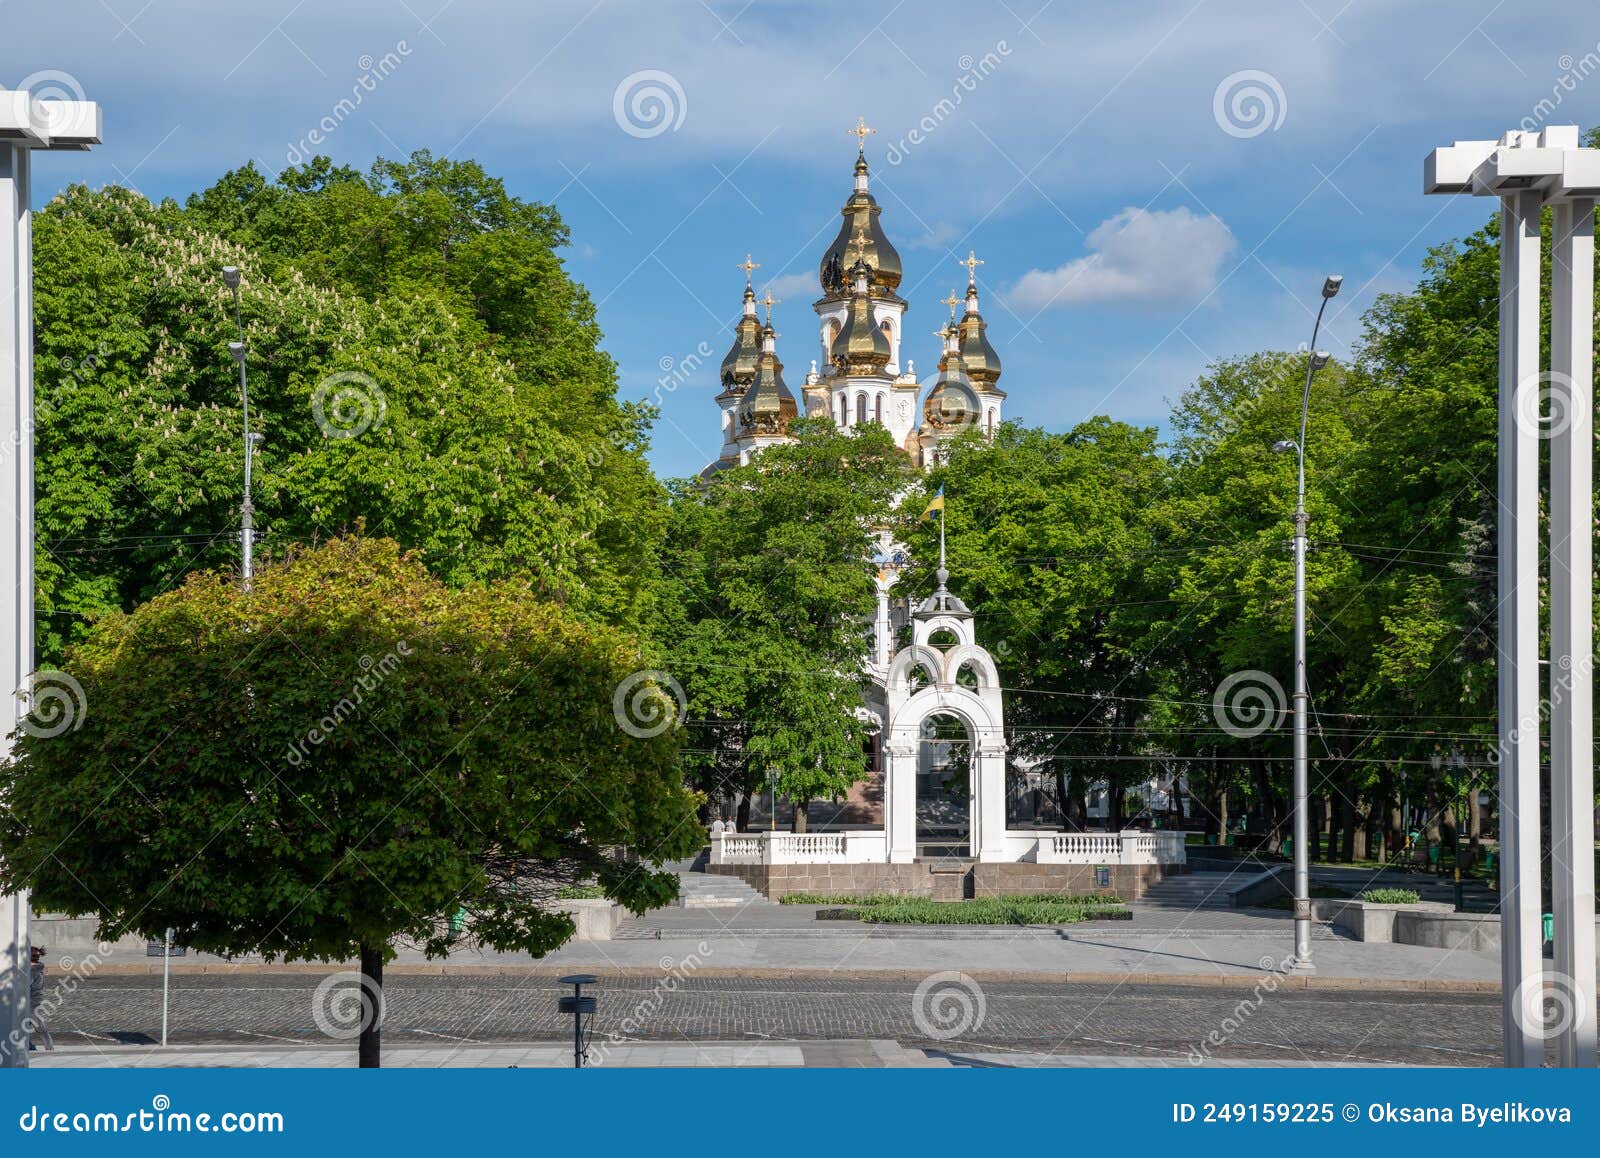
[758,271,821,304]
[1007,207,1237,311]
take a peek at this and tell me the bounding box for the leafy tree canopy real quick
[34,155,663,666]
[1,535,701,964]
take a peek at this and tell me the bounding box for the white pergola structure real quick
[711,565,1188,870]
[1425,125,1599,1069]
[0,89,102,1068]
[882,567,1007,862]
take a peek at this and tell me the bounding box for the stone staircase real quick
[1136,871,1241,911]
[668,856,778,909]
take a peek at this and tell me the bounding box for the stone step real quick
[674,870,777,909]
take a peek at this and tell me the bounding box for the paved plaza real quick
[36,974,1500,1066]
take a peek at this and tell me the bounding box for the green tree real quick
[903,419,1169,828]
[661,420,909,830]
[0,536,700,1066]
[33,158,664,666]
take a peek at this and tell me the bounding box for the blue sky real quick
[12,0,1597,479]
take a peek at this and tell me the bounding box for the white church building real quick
[701,121,1184,897]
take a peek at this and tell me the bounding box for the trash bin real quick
[1543,912,1554,944]
[1427,845,1441,867]
[1485,850,1498,874]
[1282,837,1292,858]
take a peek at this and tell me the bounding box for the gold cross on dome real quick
[849,224,872,258]
[960,250,984,285]
[738,254,760,284]
[941,289,961,319]
[848,116,876,152]
[760,289,780,324]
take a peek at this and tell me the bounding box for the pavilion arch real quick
[942,643,1000,693]
[887,644,944,695]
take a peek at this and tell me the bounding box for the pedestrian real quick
[27,945,54,1052]
[710,817,725,835]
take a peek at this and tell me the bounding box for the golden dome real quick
[829,259,892,374]
[957,281,1003,391]
[719,284,762,392]
[819,155,903,300]
[923,323,980,432]
[739,323,799,434]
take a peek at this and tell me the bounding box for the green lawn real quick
[780,892,1127,925]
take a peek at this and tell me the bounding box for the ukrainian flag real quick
[920,484,945,521]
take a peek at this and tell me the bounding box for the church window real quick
[874,395,883,424]
[856,393,868,424]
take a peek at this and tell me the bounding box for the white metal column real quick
[1549,196,1597,1068]
[1498,189,1545,1068]
[0,141,32,1070]
[0,93,100,1069]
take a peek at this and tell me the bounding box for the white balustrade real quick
[711,827,1185,866]
[708,830,885,865]
[1031,829,1188,865]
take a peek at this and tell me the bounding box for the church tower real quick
[955,250,1006,437]
[708,259,798,473]
[703,118,1008,476]
[804,118,922,452]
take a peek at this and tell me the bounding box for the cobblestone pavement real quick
[42,975,1499,1066]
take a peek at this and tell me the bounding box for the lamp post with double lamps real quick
[1271,273,1341,974]
[222,267,259,591]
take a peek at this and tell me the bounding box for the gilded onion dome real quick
[739,316,798,435]
[957,276,1004,392]
[720,283,763,392]
[829,258,892,375]
[819,128,903,300]
[923,322,977,432]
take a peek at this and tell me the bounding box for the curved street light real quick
[1273,274,1340,973]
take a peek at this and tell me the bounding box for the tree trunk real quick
[735,793,751,834]
[1386,800,1404,862]
[792,799,808,833]
[1424,768,1443,847]
[358,943,384,1069]
[1467,785,1483,861]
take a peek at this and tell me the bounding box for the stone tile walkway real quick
[30,1039,945,1068]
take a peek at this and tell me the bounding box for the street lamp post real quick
[1273,274,1341,974]
[222,267,256,591]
